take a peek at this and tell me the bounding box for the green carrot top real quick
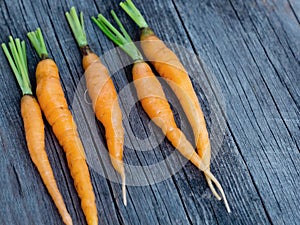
[120,0,148,29]
[27,28,49,59]
[92,10,143,62]
[65,6,88,48]
[2,36,32,95]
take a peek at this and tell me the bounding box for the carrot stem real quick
[1,37,32,95]
[91,11,143,62]
[27,28,49,59]
[65,7,88,48]
[119,0,148,29]
[110,10,132,42]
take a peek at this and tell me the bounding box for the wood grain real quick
[0,0,299,224]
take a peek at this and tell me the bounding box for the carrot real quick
[65,7,127,206]
[92,11,230,212]
[1,37,73,225]
[120,0,231,212]
[27,28,98,225]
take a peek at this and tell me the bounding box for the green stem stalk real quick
[65,6,88,48]
[92,10,143,62]
[27,28,48,59]
[2,36,32,95]
[119,0,148,29]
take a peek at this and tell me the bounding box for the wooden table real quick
[0,0,299,224]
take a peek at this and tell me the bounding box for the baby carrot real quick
[2,36,72,225]
[120,0,231,211]
[92,10,230,212]
[27,28,98,225]
[65,7,126,206]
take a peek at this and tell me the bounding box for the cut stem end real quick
[120,0,148,29]
[66,6,88,48]
[27,28,49,59]
[2,37,32,95]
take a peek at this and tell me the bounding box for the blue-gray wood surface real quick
[0,0,299,224]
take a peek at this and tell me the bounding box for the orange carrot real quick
[65,7,126,205]
[27,28,98,225]
[2,37,73,225]
[120,0,231,211]
[92,10,230,212]
[133,61,215,171]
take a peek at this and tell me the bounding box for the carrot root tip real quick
[122,174,127,206]
[63,214,73,225]
[205,174,221,200]
[204,170,231,213]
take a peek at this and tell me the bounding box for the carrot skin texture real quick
[35,59,98,225]
[21,95,73,225]
[132,62,207,171]
[82,52,125,180]
[140,28,211,168]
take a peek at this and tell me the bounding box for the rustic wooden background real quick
[0,0,299,224]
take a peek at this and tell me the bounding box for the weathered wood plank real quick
[173,0,300,225]
[0,0,299,224]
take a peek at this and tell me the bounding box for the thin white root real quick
[204,170,231,213]
[111,158,127,206]
[205,174,221,200]
[122,173,127,206]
